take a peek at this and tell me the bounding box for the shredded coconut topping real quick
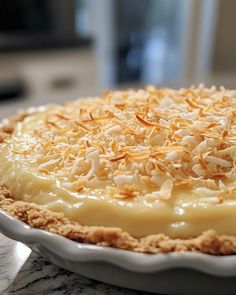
[8,85,236,200]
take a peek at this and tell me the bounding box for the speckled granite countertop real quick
[0,234,151,295]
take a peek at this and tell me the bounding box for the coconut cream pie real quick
[0,85,236,254]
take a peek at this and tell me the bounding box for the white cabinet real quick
[0,48,99,118]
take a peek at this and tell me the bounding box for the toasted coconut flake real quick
[206,122,218,129]
[83,148,100,179]
[109,153,127,162]
[152,146,184,156]
[199,157,208,170]
[205,156,231,168]
[126,150,150,160]
[114,175,134,187]
[221,129,229,138]
[89,112,94,120]
[38,158,61,171]
[55,113,70,121]
[154,160,168,173]
[135,114,159,127]
[192,164,205,177]
[83,113,114,123]
[46,121,62,130]
[159,179,174,199]
[114,185,137,199]
[86,140,91,147]
[217,195,224,204]
[115,103,126,110]
[75,185,84,192]
[110,140,117,152]
[175,178,193,188]
[12,145,35,155]
[217,146,236,157]
[212,173,227,180]
[185,98,203,109]
[74,121,90,131]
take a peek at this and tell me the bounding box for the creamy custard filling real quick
[0,86,236,238]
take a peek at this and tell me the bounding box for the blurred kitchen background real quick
[0,0,235,117]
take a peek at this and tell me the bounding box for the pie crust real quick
[1,87,236,255]
[1,185,236,255]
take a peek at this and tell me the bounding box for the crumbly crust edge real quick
[2,186,236,255]
[1,112,236,254]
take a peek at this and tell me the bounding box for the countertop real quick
[0,234,150,295]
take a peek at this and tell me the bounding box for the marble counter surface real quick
[0,234,152,295]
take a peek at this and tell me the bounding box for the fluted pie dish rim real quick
[1,208,236,277]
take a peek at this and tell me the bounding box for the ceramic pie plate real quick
[1,210,236,295]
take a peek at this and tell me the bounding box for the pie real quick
[1,85,236,254]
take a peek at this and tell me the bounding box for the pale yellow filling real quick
[1,87,236,238]
[1,142,236,239]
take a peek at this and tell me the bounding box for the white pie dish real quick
[1,210,236,294]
